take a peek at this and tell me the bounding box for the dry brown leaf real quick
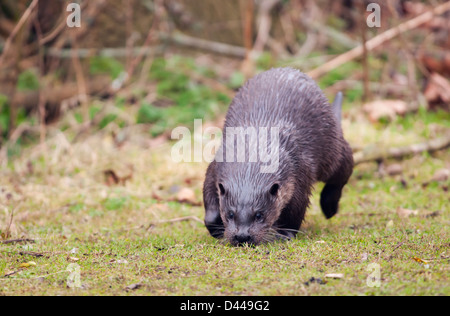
[397,208,419,218]
[386,164,403,176]
[363,100,408,122]
[424,73,450,110]
[68,257,80,262]
[412,257,430,268]
[125,283,142,291]
[104,169,133,186]
[361,253,369,262]
[386,220,394,229]
[176,188,197,204]
[430,169,450,182]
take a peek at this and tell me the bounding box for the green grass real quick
[0,125,448,296]
[0,58,449,295]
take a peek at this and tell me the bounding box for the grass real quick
[0,109,448,296]
[0,55,448,295]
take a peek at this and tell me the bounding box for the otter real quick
[203,68,353,246]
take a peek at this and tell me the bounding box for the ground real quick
[0,107,449,296]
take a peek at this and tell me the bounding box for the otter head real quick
[217,178,294,246]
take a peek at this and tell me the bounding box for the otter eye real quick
[269,183,279,196]
[255,212,263,222]
[227,211,235,221]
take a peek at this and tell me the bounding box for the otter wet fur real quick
[203,67,354,246]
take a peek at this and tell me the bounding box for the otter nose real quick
[234,234,252,245]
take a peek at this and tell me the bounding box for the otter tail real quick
[331,92,343,123]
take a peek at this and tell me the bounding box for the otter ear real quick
[269,183,279,196]
[218,183,226,196]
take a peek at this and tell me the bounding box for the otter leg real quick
[203,162,224,238]
[320,144,353,219]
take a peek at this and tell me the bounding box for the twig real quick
[0,0,39,67]
[1,270,68,281]
[359,1,371,102]
[3,206,15,240]
[353,131,450,165]
[165,32,247,58]
[253,0,279,53]
[307,1,450,79]
[39,1,89,45]
[127,0,163,85]
[151,192,203,207]
[70,32,89,123]
[33,13,47,144]
[18,251,45,258]
[147,216,204,230]
[124,0,135,73]
[47,45,165,59]
[392,242,405,253]
[0,239,35,245]
[47,31,248,59]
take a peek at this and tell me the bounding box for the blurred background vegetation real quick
[0,0,449,162]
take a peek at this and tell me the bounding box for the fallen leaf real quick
[104,169,133,186]
[19,261,37,268]
[68,257,80,262]
[363,100,408,122]
[361,253,369,262]
[386,220,394,229]
[424,73,450,110]
[397,208,419,218]
[176,188,197,204]
[385,164,403,176]
[412,257,430,269]
[125,283,142,291]
[430,169,450,182]
[412,257,429,264]
[104,169,120,186]
[325,273,344,279]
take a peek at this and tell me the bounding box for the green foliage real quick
[0,94,30,143]
[104,197,128,211]
[137,103,164,124]
[99,114,118,129]
[141,56,230,136]
[17,70,40,91]
[318,61,360,89]
[228,71,245,89]
[256,52,276,70]
[345,84,364,104]
[0,94,9,138]
[89,56,124,79]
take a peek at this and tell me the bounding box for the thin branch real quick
[307,1,450,79]
[353,132,450,165]
[0,0,39,67]
[147,216,204,230]
[33,13,47,144]
[0,239,35,245]
[70,32,89,122]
